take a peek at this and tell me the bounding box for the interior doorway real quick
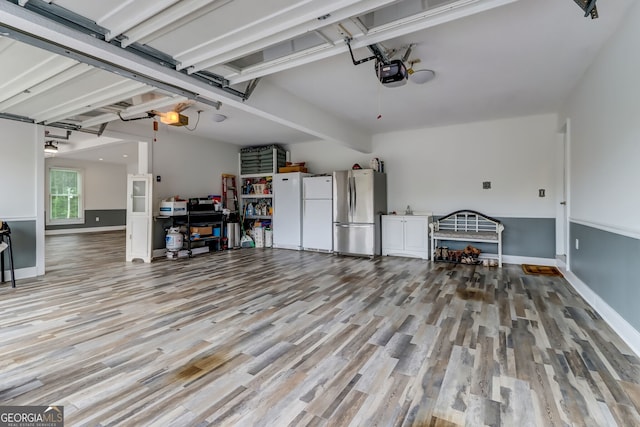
[556,119,570,269]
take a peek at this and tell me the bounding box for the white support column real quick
[138,141,149,174]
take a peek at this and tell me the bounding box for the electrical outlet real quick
[575,238,579,250]
[539,189,545,197]
[95,216,100,222]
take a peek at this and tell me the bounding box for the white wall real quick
[151,125,240,206]
[45,158,127,210]
[560,1,640,234]
[0,119,40,219]
[0,118,44,277]
[288,113,558,217]
[288,139,373,174]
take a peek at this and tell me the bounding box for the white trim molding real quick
[2,266,38,281]
[0,216,38,221]
[570,217,640,240]
[503,255,557,267]
[45,225,125,235]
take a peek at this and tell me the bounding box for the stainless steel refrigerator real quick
[333,169,387,257]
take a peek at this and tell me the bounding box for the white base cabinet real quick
[381,215,430,260]
[126,174,153,263]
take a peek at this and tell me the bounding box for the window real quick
[48,167,84,225]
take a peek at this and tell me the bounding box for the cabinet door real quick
[382,216,404,251]
[126,174,152,263]
[403,216,428,254]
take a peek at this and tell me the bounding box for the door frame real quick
[556,118,571,270]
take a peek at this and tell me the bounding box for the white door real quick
[302,199,332,251]
[273,173,303,249]
[404,216,428,254]
[382,216,404,252]
[126,174,153,263]
[304,176,333,199]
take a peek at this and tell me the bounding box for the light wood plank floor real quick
[1,231,640,426]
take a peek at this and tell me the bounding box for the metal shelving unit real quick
[238,146,286,246]
[171,207,224,257]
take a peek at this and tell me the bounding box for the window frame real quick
[47,166,85,225]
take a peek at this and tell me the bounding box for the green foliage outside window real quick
[49,169,81,220]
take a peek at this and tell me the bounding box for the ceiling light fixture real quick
[44,141,58,154]
[160,110,180,125]
[154,103,191,127]
[408,68,436,84]
[212,113,227,123]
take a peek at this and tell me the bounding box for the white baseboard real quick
[502,255,556,266]
[2,266,38,281]
[272,244,301,250]
[45,226,125,235]
[561,268,640,357]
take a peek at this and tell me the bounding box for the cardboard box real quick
[190,226,213,237]
[278,166,308,173]
[254,226,264,248]
[159,201,187,216]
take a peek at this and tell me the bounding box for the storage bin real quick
[240,145,287,174]
[265,228,273,247]
[254,226,264,248]
[252,183,266,194]
[190,226,213,236]
[159,201,187,216]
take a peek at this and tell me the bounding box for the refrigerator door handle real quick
[337,224,370,228]
[353,176,357,213]
[347,176,353,218]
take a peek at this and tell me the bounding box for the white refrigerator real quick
[272,172,310,250]
[302,175,333,252]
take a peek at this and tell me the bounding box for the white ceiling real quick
[0,0,633,164]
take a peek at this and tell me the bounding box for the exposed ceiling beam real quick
[99,0,179,42]
[0,0,372,152]
[121,0,233,48]
[176,0,384,71]
[37,80,149,123]
[185,0,397,74]
[224,0,520,85]
[79,94,188,128]
[245,80,372,152]
[173,0,315,65]
[0,48,77,102]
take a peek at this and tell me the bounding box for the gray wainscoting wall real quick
[45,209,125,231]
[570,222,640,331]
[433,216,556,259]
[500,217,555,258]
[2,219,36,269]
